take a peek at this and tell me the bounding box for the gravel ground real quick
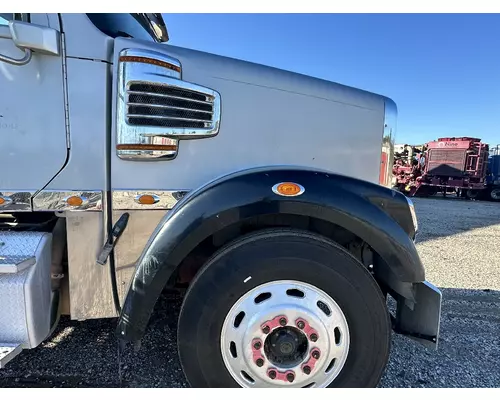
[1,197,499,388]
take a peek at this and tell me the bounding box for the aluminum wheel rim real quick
[491,188,500,200]
[220,280,350,388]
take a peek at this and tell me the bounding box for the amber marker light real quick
[66,196,84,207]
[0,196,13,206]
[272,182,305,197]
[135,194,160,205]
[119,55,181,73]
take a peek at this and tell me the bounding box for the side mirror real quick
[0,20,60,65]
[10,21,60,56]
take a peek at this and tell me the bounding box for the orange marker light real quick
[0,198,5,206]
[137,194,158,205]
[272,182,305,197]
[119,55,181,73]
[66,196,84,207]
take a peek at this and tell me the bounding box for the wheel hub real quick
[264,326,308,368]
[220,280,350,388]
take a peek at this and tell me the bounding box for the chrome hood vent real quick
[116,48,221,160]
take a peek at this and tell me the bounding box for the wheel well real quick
[171,213,378,288]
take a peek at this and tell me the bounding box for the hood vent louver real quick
[116,48,221,161]
[127,82,216,129]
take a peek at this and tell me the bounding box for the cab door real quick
[0,13,68,197]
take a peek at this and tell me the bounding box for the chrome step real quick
[0,344,22,368]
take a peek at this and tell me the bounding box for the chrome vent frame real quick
[381,97,397,188]
[116,48,221,160]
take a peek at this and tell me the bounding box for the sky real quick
[163,13,500,146]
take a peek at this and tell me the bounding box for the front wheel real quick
[489,186,500,202]
[178,229,391,388]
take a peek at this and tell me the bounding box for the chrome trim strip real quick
[116,135,179,161]
[113,190,189,210]
[61,32,71,149]
[0,191,35,212]
[116,48,221,161]
[126,114,212,123]
[32,191,103,211]
[114,148,179,161]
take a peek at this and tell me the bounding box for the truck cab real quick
[486,145,500,201]
[0,13,441,388]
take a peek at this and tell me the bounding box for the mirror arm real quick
[0,47,32,65]
[0,26,32,65]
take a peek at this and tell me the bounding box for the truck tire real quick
[466,189,479,200]
[177,229,391,388]
[489,187,500,202]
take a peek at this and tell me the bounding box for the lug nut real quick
[297,320,305,329]
[303,365,311,375]
[268,370,276,379]
[262,325,270,334]
[312,350,320,359]
[279,317,287,326]
[286,373,295,382]
[256,358,264,367]
[253,341,262,350]
[310,333,318,342]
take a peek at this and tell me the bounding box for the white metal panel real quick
[29,13,49,26]
[45,58,109,191]
[59,13,113,62]
[46,13,60,30]
[0,15,67,191]
[110,38,385,191]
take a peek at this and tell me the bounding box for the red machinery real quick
[393,137,490,198]
[392,145,424,194]
[419,137,489,197]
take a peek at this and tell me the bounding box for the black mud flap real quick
[394,281,442,349]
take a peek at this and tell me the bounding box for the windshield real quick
[86,13,168,43]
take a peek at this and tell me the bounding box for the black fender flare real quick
[116,167,422,343]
